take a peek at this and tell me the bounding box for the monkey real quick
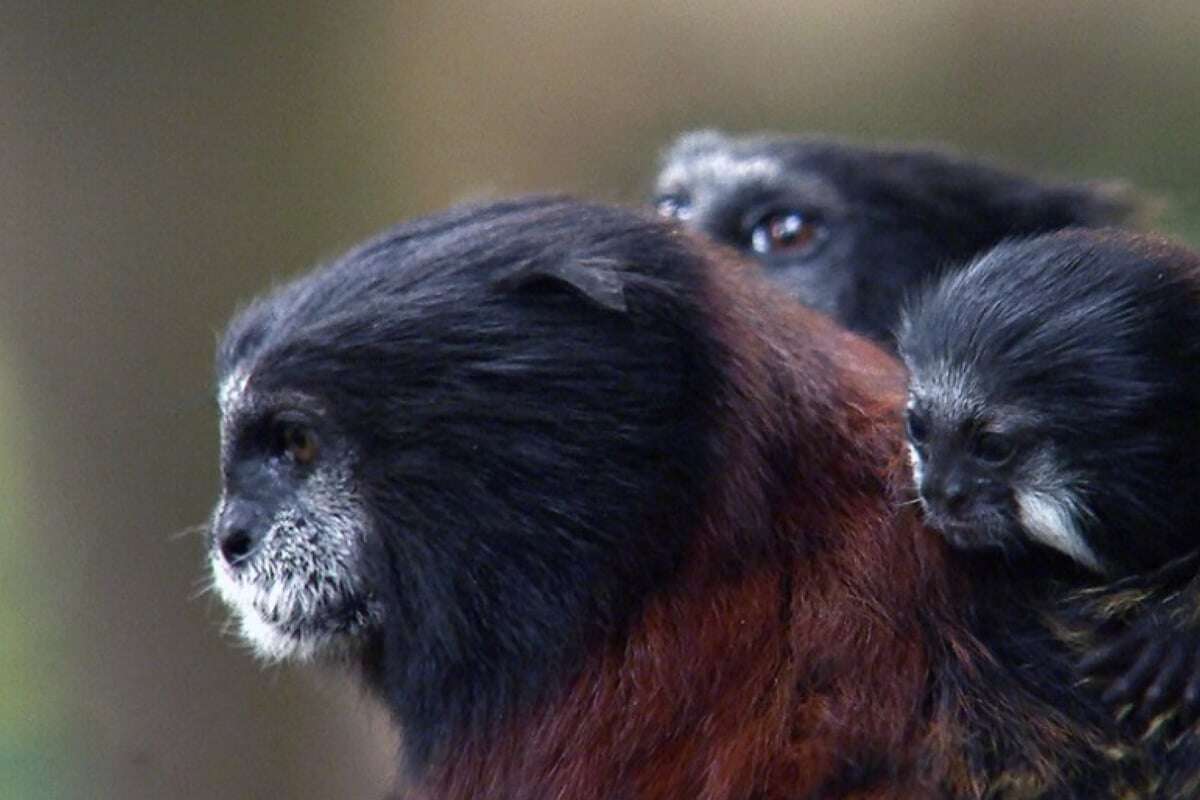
[653,130,1197,732]
[898,228,1200,745]
[652,129,1141,348]
[208,197,1164,798]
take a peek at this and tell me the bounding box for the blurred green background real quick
[2,2,1198,797]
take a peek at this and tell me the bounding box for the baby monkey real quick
[899,228,1200,732]
[654,130,1139,347]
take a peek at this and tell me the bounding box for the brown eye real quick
[749,211,821,256]
[280,423,318,465]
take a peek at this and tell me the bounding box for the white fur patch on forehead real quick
[1015,489,1104,573]
[908,359,982,419]
[657,151,784,194]
[218,365,252,415]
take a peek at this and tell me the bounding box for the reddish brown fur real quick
[413,245,1144,800]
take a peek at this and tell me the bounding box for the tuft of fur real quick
[213,199,1168,798]
[654,129,1146,347]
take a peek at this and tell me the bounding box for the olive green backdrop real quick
[2,2,1198,798]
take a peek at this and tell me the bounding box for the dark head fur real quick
[213,197,727,768]
[211,199,1160,797]
[654,129,1141,346]
[900,229,1200,574]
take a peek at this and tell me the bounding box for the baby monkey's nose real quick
[921,475,969,515]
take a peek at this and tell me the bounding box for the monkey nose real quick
[943,484,969,513]
[920,479,969,516]
[215,502,266,568]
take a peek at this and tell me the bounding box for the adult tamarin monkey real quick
[653,129,1140,349]
[899,229,1200,745]
[207,198,1157,798]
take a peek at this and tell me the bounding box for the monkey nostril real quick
[220,528,257,566]
[920,480,972,517]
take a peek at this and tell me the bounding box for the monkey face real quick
[902,385,1102,570]
[904,399,1016,538]
[210,373,382,662]
[654,130,1136,347]
[653,131,867,333]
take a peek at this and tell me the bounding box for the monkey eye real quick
[905,411,929,446]
[654,194,693,221]
[973,432,1014,465]
[748,211,822,257]
[272,416,319,466]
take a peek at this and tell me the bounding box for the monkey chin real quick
[920,505,1020,558]
[209,551,380,664]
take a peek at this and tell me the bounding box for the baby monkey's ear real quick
[493,257,629,313]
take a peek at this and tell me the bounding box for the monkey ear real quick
[493,257,629,313]
[1048,180,1160,229]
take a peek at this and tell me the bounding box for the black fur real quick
[899,229,1200,750]
[218,197,725,769]
[899,230,1200,572]
[215,200,1179,796]
[654,130,1140,346]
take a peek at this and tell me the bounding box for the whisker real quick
[168,521,210,542]
[189,578,216,602]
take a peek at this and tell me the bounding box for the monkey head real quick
[898,230,1200,575]
[208,197,720,765]
[653,129,1139,346]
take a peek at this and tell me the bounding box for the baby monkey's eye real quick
[905,411,929,446]
[273,418,319,466]
[973,432,1014,465]
[749,211,821,257]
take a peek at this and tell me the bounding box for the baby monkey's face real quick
[904,381,1102,572]
[904,398,1021,548]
